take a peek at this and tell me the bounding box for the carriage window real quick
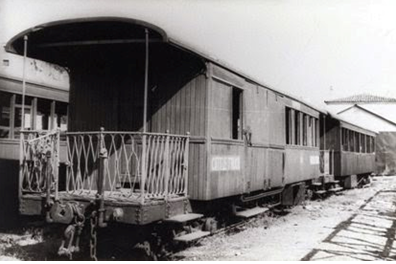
[346,129,350,151]
[232,88,242,140]
[373,137,376,153]
[36,98,52,130]
[0,92,11,138]
[310,117,315,146]
[302,114,307,146]
[14,95,33,138]
[307,117,311,146]
[315,119,319,147]
[295,111,300,145]
[353,131,357,152]
[286,109,317,147]
[355,132,360,153]
[285,108,291,144]
[370,136,375,153]
[348,130,353,152]
[360,134,364,153]
[367,135,370,153]
[56,102,68,131]
[0,91,12,138]
[362,134,366,153]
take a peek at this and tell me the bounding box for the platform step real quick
[164,213,204,223]
[235,207,269,218]
[174,230,210,242]
[362,183,371,188]
[328,187,343,192]
[311,182,322,186]
[314,190,327,195]
[327,180,339,184]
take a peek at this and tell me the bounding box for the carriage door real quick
[232,87,248,193]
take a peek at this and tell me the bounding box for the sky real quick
[2,0,396,109]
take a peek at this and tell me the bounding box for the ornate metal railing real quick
[19,130,60,196]
[320,149,334,176]
[65,129,190,201]
[20,129,190,203]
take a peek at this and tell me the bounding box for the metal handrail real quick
[19,130,60,198]
[65,129,190,203]
[20,129,190,204]
[65,130,190,138]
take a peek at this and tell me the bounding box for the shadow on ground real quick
[302,190,396,261]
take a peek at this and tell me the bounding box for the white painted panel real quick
[211,155,240,171]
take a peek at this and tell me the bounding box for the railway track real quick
[166,186,356,261]
[5,184,361,261]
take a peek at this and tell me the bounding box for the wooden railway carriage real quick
[320,114,376,187]
[6,17,328,256]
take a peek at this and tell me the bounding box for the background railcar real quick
[0,73,68,228]
[320,114,376,187]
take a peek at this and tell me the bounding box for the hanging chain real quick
[90,211,98,261]
[57,203,85,260]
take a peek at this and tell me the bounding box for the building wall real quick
[338,107,396,132]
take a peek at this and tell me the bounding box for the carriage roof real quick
[5,16,326,115]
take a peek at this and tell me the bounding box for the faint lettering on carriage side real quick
[211,156,241,171]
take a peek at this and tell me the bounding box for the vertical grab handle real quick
[164,130,170,200]
[97,127,107,228]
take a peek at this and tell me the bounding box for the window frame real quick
[285,106,318,147]
[0,91,68,139]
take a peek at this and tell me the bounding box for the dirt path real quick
[1,176,396,261]
[175,176,396,261]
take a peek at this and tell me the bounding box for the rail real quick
[20,129,190,203]
[19,130,60,196]
[319,149,334,176]
[65,129,190,202]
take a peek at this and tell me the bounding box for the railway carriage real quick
[4,17,365,258]
[320,114,376,188]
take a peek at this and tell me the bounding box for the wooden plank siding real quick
[67,45,209,199]
[284,148,319,184]
[322,116,377,177]
[0,139,20,161]
[187,141,207,200]
[66,42,324,201]
[340,152,375,176]
[209,142,245,199]
[202,63,306,200]
[68,43,206,135]
[150,75,207,136]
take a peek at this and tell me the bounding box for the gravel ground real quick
[175,176,396,261]
[1,175,396,261]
